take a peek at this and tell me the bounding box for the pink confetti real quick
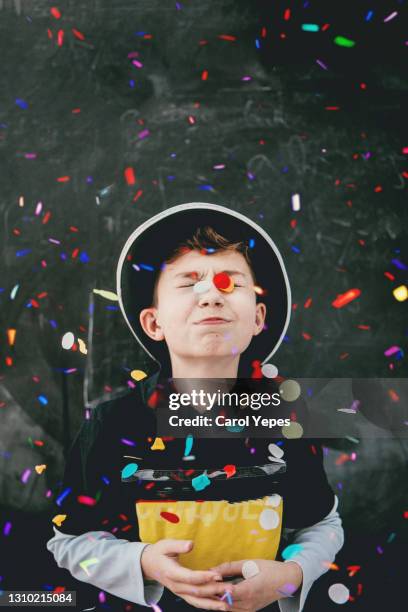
[383,11,398,23]
[21,468,32,484]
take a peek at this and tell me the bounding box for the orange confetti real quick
[7,329,16,346]
[332,288,361,308]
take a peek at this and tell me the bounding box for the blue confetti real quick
[56,487,72,506]
[15,98,28,109]
[184,435,194,456]
[121,463,139,479]
[282,544,303,560]
[38,395,48,406]
[192,473,211,491]
[249,238,255,248]
[139,263,155,271]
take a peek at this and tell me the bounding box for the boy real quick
[47,203,344,611]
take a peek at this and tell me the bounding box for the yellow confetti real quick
[35,464,47,474]
[393,285,408,302]
[151,437,165,451]
[52,514,67,527]
[93,289,119,301]
[78,338,88,355]
[79,557,99,576]
[131,369,147,381]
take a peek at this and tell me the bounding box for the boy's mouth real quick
[195,316,232,325]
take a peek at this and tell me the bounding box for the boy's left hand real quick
[209,559,303,611]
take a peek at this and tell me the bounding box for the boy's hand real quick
[141,539,231,610]
[209,559,303,611]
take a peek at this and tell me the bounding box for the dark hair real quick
[152,226,256,306]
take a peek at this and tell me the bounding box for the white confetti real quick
[242,560,260,579]
[261,363,278,378]
[328,583,350,604]
[193,280,212,294]
[268,443,284,459]
[62,332,75,350]
[259,508,280,530]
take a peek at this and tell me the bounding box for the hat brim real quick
[116,203,291,376]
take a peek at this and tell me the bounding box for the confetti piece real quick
[160,511,180,524]
[384,346,403,358]
[52,514,67,527]
[266,494,282,507]
[35,464,47,474]
[262,363,278,378]
[193,279,212,294]
[151,437,165,450]
[77,495,97,506]
[21,469,31,484]
[223,464,236,478]
[93,289,119,301]
[130,369,147,381]
[334,36,356,48]
[213,272,234,293]
[302,24,319,32]
[124,167,136,185]
[242,560,260,579]
[121,463,139,479]
[332,288,361,308]
[282,421,304,439]
[192,473,211,491]
[328,583,350,604]
[184,434,194,456]
[291,193,301,211]
[259,508,280,530]
[61,332,75,350]
[383,11,398,23]
[3,521,12,536]
[79,558,99,576]
[268,443,284,459]
[121,438,136,446]
[279,380,301,402]
[7,329,16,346]
[282,543,303,560]
[78,338,87,355]
[393,285,407,302]
[56,487,72,506]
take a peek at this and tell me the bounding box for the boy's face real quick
[139,249,266,363]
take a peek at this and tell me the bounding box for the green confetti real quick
[334,36,356,48]
[79,557,99,575]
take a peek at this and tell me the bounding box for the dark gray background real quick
[0,1,407,609]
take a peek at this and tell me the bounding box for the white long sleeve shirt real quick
[47,495,343,610]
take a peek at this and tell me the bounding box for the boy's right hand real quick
[140,539,231,610]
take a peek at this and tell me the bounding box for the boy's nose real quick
[197,285,225,308]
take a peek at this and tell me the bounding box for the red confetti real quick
[50,7,61,19]
[57,29,64,47]
[283,8,291,20]
[213,272,233,292]
[218,34,237,41]
[201,70,208,81]
[72,28,85,41]
[223,464,236,478]
[77,495,97,506]
[251,360,263,379]
[332,288,361,308]
[160,511,180,524]
[124,167,136,185]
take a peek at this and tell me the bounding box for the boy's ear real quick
[253,302,267,336]
[139,307,165,341]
